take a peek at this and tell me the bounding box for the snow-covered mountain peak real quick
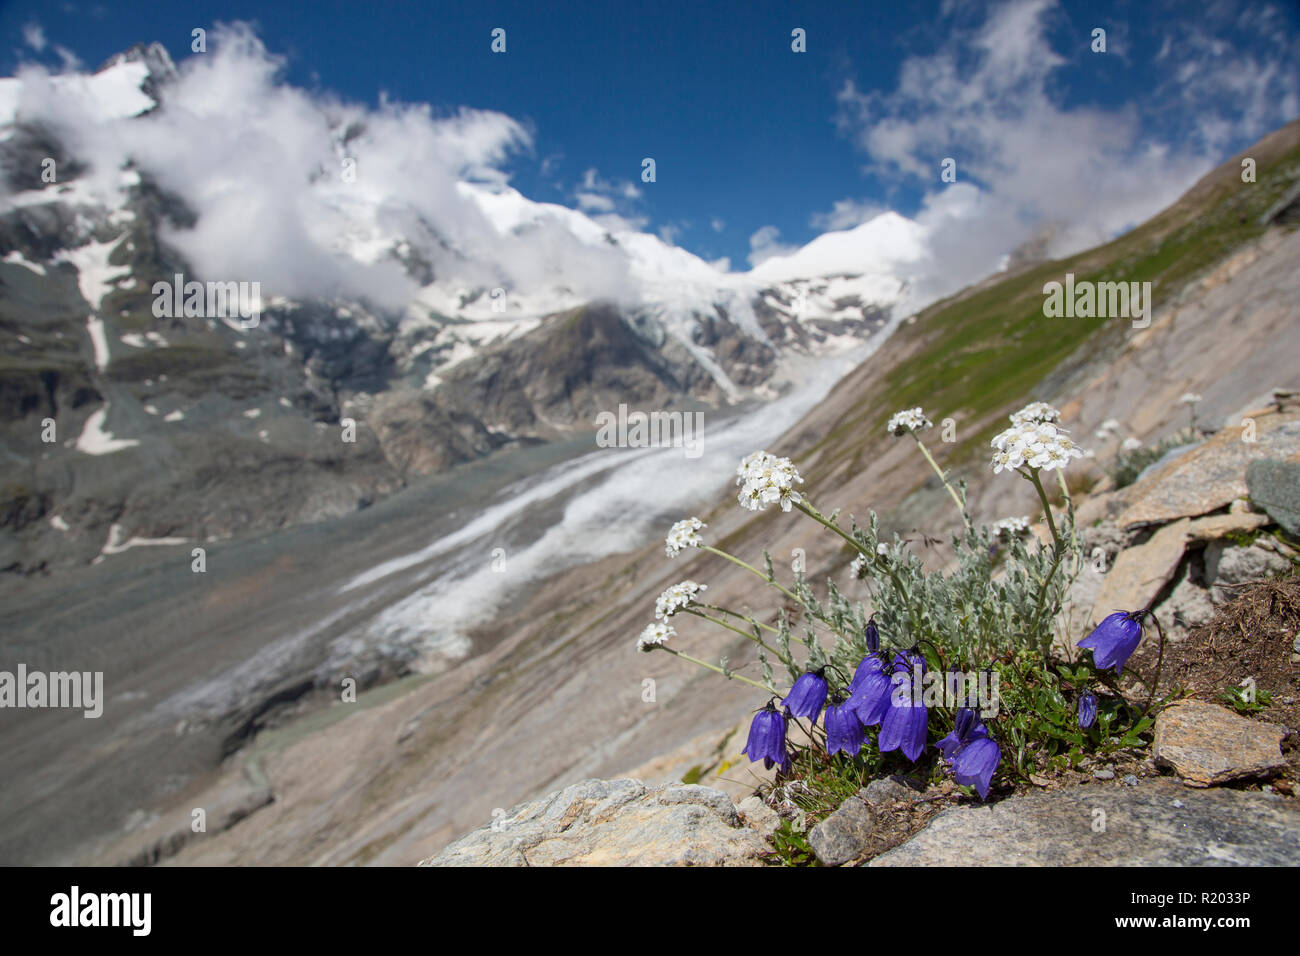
[1,41,919,404]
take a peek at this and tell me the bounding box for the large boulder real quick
[872,779,1300,866]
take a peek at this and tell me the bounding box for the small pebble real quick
[1170,799,1184,808]
[1122,774,1139,787]
[1093,767,1116,780]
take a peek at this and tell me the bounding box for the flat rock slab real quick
[1119,412,1300,530]
[1091,512,1274,624]
[871,779,1300,866]
[1184,511,1271,541]
[418,778,770,866]
[1091,518,1191,621]
[1153,700,1288,787]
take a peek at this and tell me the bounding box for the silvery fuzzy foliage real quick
[811,510,1081,693]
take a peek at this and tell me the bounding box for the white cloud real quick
[574,191,615,213]
[810,198,883,231]
[747,225,797,268]
[710,217,725,233]
[832,0,1297,302]
[568,166,651,237]
[6,24,651,311]
[23,23,46,52]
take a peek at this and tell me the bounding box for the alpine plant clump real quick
[636,401,1171,812]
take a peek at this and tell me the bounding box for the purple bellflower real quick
[741,701,790,771]
[1078,691,1098,729]
[848,655,893,726]
[782,668,829,721]
[937,706,1001,800]
[878,649,929,762]
[823,697,866,757]
[1077,610,1146,674]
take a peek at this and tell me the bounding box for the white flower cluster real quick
[655,580,707,620]
[992,516,1031,537]
[886,407,932,435]
[736,450,804,512]
[1094,418,1122,440]
[1179,392,1202,405]
[991,404,1086,474]
[665,517,706,557]
[637,621,675,652]
[1009,402,1061,427]
[1121,437,1143,451]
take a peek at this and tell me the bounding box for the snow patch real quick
[75,405,139,454]
[86,316,111,371]
[58,239,129,310]
[3,250,45,274]
[100,522,189,556]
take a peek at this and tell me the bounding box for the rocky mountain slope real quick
[0,43,908,575]
[72,119,1299,867]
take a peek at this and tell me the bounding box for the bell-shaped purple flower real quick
[864,617,880,654]
[849,651,883,690]
[741,701,789,770]
[952,737,1001,800]
[823,698,866,757]
[847,658,892,726]
[938,706,1000,800]
[878,650,929,762]
[937,706,987,757]
[1078,691,1098,729]
[782,668,828,721]
[1077,610,1145,674]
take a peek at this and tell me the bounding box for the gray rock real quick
[808,795,877,866]
[418,778,771,867]
[1093,766,1116,780]
[1155,570,1216,639]
[1122,774,1139,787]
[871,779,1300,866]
[1119,413,1300,529]
[736,796,781,839]
[1204,540,1291,601]
[1246,459,1300,537]
[860,776,924,807]
[1153,700,1288,786]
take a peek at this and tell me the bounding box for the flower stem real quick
[1142,609,1167,715]
[793,501,870,557]
[702,545,802,606]
[912,434,969,528]
[1025,469,1066,658]
[686,608,793,668]
[1026,468,1060,546]
[660,647,776,693]
[795,499,922,639]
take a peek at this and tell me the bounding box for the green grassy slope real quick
[799,119,1300,486]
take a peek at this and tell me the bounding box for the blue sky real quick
[3,0,1298,269]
